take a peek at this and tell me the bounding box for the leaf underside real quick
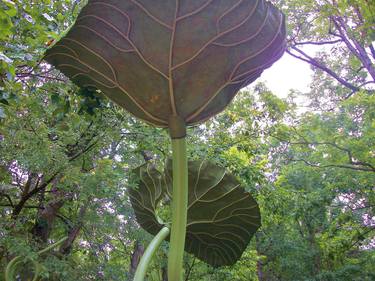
[45,0,286,126]
[128,160,261,267]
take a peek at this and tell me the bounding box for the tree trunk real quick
[31,198,65,242]
[256,233,266,281]
[31,177,66,242]
[162,266,168,281]
[129,241,144,279]
[59,204,88,255]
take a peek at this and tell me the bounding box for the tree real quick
[253,1,375,280]
[283,0,375,103]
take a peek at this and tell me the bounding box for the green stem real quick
[134,227,170,281]
[5,237,67,281]
[4,256,22,281]
[38,236,68,255]
[168,137,188,281]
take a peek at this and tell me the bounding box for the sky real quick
[259,52,313,99]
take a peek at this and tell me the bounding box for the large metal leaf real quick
[45,0,286,127]
[129,160,261,267]
[128,164,165,235]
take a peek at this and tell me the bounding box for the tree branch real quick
[12,171,60,219]
[68,140,99,162]
[273,135,375,172]
[0,192,14,207]
[59,203,89,255]
[332,16,375,81]
[293,39,343,46]
[286,48,360,92]
[289,158,374,172]
[0,204,43,209]
[346,228,375,251]
[184,257,196,281]
[16,73,67,82]
[369,43,375,60]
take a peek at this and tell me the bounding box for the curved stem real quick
[5,256,22,281]
[5,237,67,281]
[134,227,170,281]
[38,236,68,255]
[168,137,188,281]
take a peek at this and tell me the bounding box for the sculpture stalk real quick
[168,136,188,281]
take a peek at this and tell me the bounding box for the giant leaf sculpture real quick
[129,160,261,267]
[45,0,286,130]
[44,1,285,280]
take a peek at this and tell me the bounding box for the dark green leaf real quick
[51,93,60,105]
[128,164,165,235]
[0,99,9,105]
[129,160,261,267]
